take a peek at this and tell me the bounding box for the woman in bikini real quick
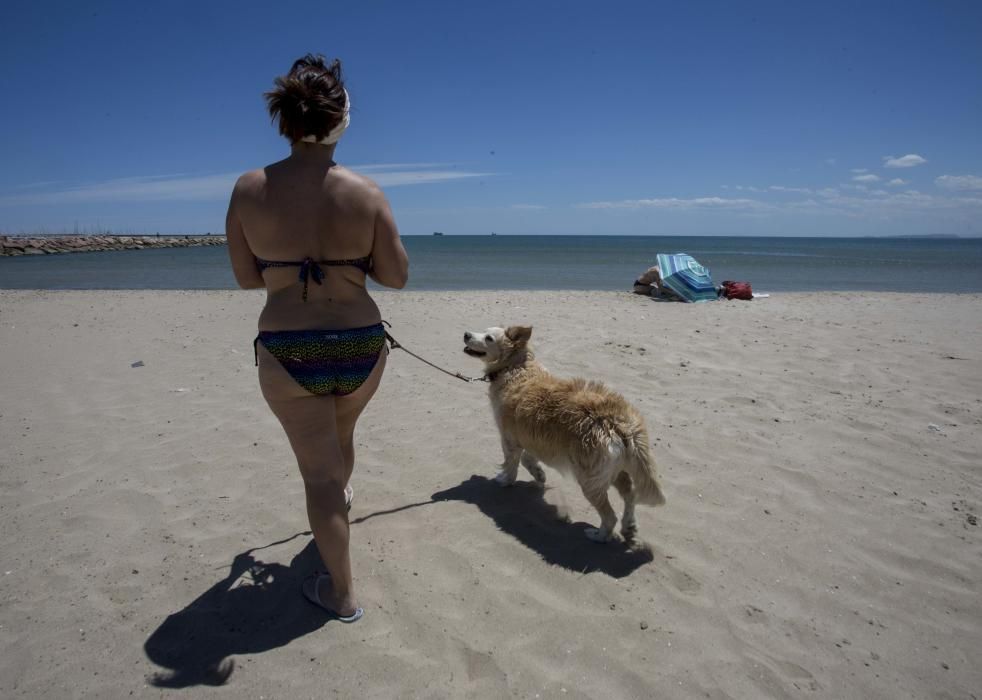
[225,54,409,623]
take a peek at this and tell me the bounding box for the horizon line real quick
[2,231,977,240]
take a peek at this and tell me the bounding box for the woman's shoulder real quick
[235,168,266,187]
[233,168,268,194]
[331,166,384,196]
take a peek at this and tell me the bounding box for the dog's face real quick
[463,326,532,366]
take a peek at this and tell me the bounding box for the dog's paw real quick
[520,454,546,484]
[494,470,518,487]
[584,527,614,543]
[527,465,547,484]
[620,519,638,542]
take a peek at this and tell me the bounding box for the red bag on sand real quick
[721,280,753,300]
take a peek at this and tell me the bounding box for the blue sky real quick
[1,0,981,236]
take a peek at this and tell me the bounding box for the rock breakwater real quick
[1,235,226,256]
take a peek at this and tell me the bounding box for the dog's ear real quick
[505,325,532,344]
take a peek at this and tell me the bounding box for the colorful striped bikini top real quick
[256,255,372,301]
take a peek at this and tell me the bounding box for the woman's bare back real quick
[227,152,408,331]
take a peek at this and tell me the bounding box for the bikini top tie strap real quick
[298,257,325,302]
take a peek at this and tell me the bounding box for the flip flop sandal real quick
[302,573,364,623]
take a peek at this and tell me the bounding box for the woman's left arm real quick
[225,181,265,290]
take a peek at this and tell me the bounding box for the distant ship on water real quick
[432,231,444,236]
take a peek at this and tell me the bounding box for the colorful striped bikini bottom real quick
[254,323,387,396]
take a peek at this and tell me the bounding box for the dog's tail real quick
[622,421,666,507]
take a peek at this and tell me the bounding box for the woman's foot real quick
[302,573,362,622]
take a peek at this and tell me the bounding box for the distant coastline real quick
[0,234,226,257]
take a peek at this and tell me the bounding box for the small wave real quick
[689,250,824,258]
[690,251,928,264]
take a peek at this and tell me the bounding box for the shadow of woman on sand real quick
[143,532,325,688]
[432,475,654,579]
[145,475,653,686]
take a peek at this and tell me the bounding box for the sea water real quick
[1,235,981,293]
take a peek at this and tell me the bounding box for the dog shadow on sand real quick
[432,474,654,578]
[143,532,325,688]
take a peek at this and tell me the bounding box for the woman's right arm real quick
[368,188,409,289]
[225,175,265,290]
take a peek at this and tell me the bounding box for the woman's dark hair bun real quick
[265,54,347,143]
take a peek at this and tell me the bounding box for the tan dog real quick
[463,325,665,542]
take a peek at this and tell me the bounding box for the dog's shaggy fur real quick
[463,325,665,542]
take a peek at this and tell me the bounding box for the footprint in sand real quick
[776,660,821,692]
[744,604,767,623]
[659,558,702,594]
[461,647,508,686]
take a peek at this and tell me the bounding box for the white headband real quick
[300,89,350,145]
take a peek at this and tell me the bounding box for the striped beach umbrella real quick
[655,253,717,303]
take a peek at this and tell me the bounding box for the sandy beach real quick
[1,289,980,699]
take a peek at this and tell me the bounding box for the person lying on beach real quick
[632,265,682,301]
[225,54,409,623]
[632,265,661,295]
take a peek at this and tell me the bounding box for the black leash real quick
[383,322,489,384]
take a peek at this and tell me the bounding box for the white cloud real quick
[353,162,450,172]
[769,185,812,194]
[0,165,489,206]
[805,188,982,215]
[0,173,238,206]
[852,174,881,183]
[576,183,982,222]
[368,170,489,187]
[9,179,67,191]
[731,185,764,192]
[850,168,869,174]
[509,204,546,210]
[883,154,927,168]
[935,174,982,191]
[887,178,907,186]
[577,197,767,210]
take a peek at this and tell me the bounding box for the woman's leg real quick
[335,351,387,488]
[257,344,357,615]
